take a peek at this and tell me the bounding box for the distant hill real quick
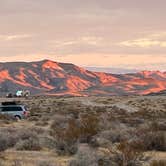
[0,59,166,96]
[86,67,139,74]
[146,89,166,96]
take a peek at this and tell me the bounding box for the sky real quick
[0,0,166,71]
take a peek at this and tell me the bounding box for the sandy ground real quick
[72,97,139,112]
[3,150,72,166]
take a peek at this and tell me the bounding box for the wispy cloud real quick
[50,36,103,47]
[0,34,33,41]
[119,32,166,48]
[119,39,166,48]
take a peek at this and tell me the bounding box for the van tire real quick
[15,115,21,120]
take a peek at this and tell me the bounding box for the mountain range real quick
[0,59,165,96]
[85,67,139,74]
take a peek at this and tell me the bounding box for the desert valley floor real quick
[0,95,166,166]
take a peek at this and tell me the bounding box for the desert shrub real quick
[16,129,41,151]
[50,114,69,132]
[0,134,9,152]
[0,128,45,152]
[16,136,41,151]
[11,160,23,166]
[99,128,132,144]
[28,107,38,115]
[69,146,99,166]
[51,113,99,155]
[39,136,57,149]
[28,116,40,122]
[0,132,18,152]
[96,119,133,145]
[35,121,49,126]
[54,119,80,155]
[0,161,4,166]
[98,113,111,130]
[37,161,54,166]
[90,136,111,148]
[69,145,116,166]
[150,121,166,131]
[18,129,37,140]
[28,107,43,119]
[29,127,45,135]
[55,138,78,155]
[79,113,99,143]
[17,127,44,138]
[136,121,166,151]
[150,160,166,166]
[0,114,16,123]
[140,131,166,151]
[112,141,144,166]
[64,106,81,118]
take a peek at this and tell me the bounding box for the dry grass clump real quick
[141,131,166,151]
[0,134,11,152]
[0,131,18,152]
[11,160,23,166]
[69,147,99,166]
[0,128,44,152]
[69,145,113,166]
[50,113,100,155]
[70,140,144,166]
[150,160,166,166]
[135,122,166,152]
[37,161,55,166]
[79,113,99,143]
[15,134,41,151]
[0,114,16,124]
[50,114,80,155]
[113,140,144,166]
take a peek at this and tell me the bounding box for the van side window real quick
[1,107,22,112]
[1,107,9,112]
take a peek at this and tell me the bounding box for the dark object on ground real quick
[6,93,13,98]
[1,101,18,105]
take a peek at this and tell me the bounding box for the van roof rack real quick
[1,101,19,106]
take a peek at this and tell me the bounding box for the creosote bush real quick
[79,113,99,143]
[51,113,100,155]
[150,160,166,166]
[112,140,144,166]
[0,128,43,152]
[16,136,41,151]
[0,132,18,152]
[69,145,101,166]
[16,130,41,151]
[142,131,166,151]
[137,121,166,151]
[37,161,54,166]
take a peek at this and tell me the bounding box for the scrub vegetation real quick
[0,96,165,166]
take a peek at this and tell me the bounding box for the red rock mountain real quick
[0,60,165,96]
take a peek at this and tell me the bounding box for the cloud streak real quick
[0,34,33,41]
[120,39,166,48]
[119,32,166,48]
